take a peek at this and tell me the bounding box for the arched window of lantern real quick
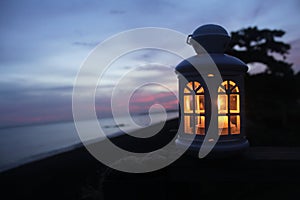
[183,81,205,135]
[218,80,240,135]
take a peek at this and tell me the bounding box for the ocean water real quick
[0,112,178,172]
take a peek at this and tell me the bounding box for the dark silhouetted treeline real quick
[227,27,300,146]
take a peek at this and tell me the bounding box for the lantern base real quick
[175,136,249,158]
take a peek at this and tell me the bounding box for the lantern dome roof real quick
[189,24,230,53]
[192,24,229,37]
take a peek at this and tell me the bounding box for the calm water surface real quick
[0,112,178,172]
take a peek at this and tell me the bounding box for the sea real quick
[0,111,178,172]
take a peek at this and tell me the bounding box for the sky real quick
[1,0,300,127]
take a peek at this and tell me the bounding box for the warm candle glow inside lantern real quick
[183,80,241,136]
[217,80,240,135]
[183,81,205,135]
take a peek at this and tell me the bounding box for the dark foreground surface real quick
[1,118,300,200]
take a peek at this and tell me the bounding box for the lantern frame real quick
[175,24,249,155]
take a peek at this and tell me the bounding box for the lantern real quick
[175,24,249,156]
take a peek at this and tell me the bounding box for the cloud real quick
[110,10,126,15]
[129,91,178,113]
[0,95,72,127]
[72,41,99,48]
[0,82,74,127]
[1,0,300,127]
